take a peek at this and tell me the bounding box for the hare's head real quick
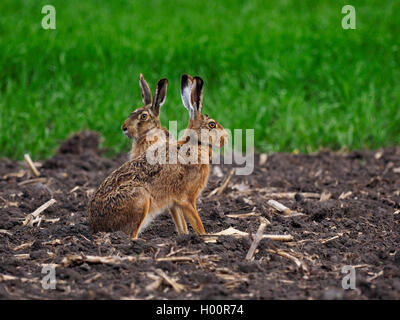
[121,74,168,139]
[180,74,228,148]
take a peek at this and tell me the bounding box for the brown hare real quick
[88,75,228,239]
[122,74,170,160]
[121,74,188,235]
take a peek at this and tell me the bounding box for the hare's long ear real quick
[190,76,204,115]
[152,78,168,116]
[139,74,152,105]
[181,74,194,115]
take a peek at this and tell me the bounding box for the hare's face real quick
[190,114,229,148]
[121,105,160,139]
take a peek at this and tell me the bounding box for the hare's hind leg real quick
[176,201,206,235]
[178,208,189,234]
[170,207,188,235]
[124,188,152,239]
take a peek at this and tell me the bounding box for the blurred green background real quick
[0,0,399,160]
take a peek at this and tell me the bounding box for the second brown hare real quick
[88,75,229,239]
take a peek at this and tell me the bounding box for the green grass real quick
[0,0,399,160]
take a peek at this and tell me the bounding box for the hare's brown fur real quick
[120,74,188,235]
[88,149,209,237]
[88,75,228,238]
[121,74,171,160]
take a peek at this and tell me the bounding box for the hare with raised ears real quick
[122,74,169,160]
[120,74,188,235]
[88,75,228,239]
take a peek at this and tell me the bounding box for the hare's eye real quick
[140,113,148,120]
[208,121,216,129]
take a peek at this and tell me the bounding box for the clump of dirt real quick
[58,130,103,156]
[0,132,399,299]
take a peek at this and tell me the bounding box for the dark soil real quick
[0,131,399,299]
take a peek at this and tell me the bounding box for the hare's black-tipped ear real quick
[190,76,204,115]
[181,74,194,114]
[152,78,168,116]
[139,74,152,105]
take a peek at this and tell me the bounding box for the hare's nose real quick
[122,125,127,132]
